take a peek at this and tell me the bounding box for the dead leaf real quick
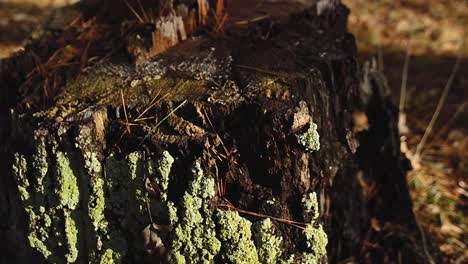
[440,214,462,237]
[353,111,369,133]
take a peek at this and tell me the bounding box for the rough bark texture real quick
[0,1,423,263]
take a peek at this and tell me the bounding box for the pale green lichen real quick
[266,198,276,205]
[25,207,53,260]
[55,151,80,210]
[14,141,329,263]
[126,151,146,217]
[102,153,147,260]
[167,251,186,264]
[14,132,158,262]
[84,152,107,232]
[188,161,217,205]
[13,154,30,201]
[99,230,128,263]
[55,152,83,262]
[300,192,328,263]
[127,152,141,180]
[13,149,87,262]
[154,150,174,202]
[216,210,259,264]
[14,153,56,261]
[64,211,79,262]
[168,161,221,263]
[82,151,107,261]
[167,201,179,225]
[253,218,283,264]
[32,134,49,196]
[298,123,320,152]
[104,155,127,215]
[98,240,126,264]
[302,224,328,264]
[98,248,117,264]
[302,192,319,222]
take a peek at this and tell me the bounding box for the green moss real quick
[61,71,122,108]
[55,152,83,262]
[298,123,320,152]
[142,78,209,103]
[216,210,259,264]
[57,71,209,119]
[253,218,283,264]
[248,75,289,98]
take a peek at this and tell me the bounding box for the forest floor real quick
[343,0,468,262]
[0,0,466,263]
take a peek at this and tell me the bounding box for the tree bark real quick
[0,1,425,263]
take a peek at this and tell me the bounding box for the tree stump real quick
[0,0,424,263]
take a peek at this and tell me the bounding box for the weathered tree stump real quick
[0,0,424,263]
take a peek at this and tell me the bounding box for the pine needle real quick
[219,199,307,230]
[415,37,465,158]
[399,34,412,114]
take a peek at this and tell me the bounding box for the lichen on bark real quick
[298,123,320,153]
[216,210,259,264]
[167,161,221,263]
[13,131,331,262]
[253,218,283,263]
[300,192,328,263]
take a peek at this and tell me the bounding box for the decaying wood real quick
[0,0,430,263]
[123,0,210,64]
